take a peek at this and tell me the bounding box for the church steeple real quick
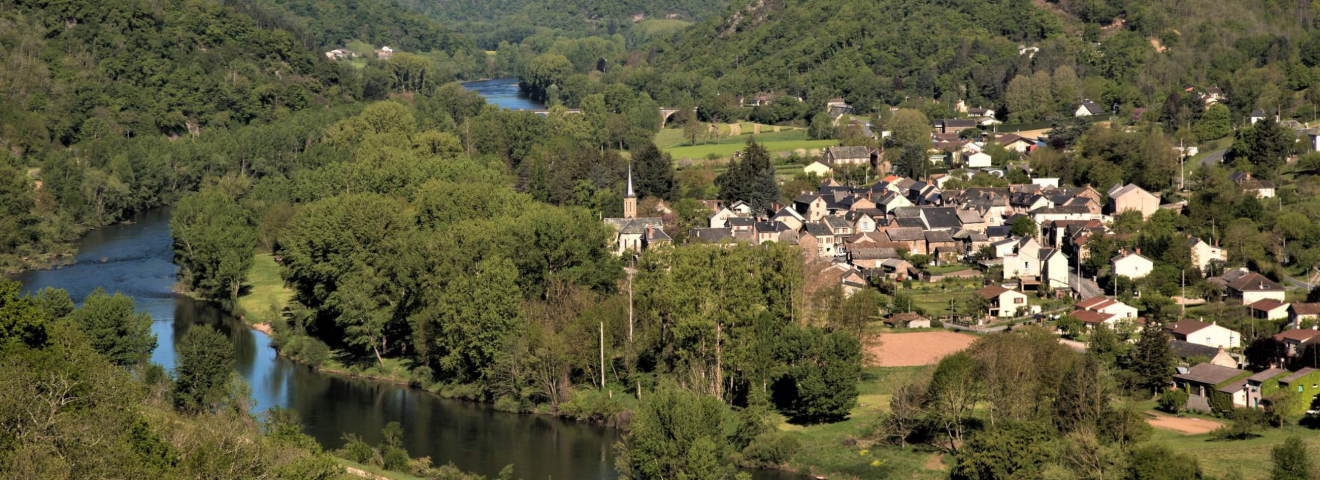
[624,163,637,219]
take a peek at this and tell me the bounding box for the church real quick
[602,165,670,255]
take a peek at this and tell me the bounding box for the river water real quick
[11,126,799,479]
[461,77,545,111]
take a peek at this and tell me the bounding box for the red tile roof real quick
[1274,329,1320,343]
[1165,319,1214,336]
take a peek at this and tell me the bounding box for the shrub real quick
[1157,389,1188,414]
[299,337,330,368]
[739,432,801,468]
[339,433,375,464]
[494,394,530,413]
[559,391,625,424]
[1210,409,1263,441]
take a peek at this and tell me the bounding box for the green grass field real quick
[656,124,835,160]
[238,253,292,324]
[780,365,946,479]
[1150,426,1320,479]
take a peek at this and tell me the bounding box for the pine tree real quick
[1128,320,1174,398]
[633,142,677,201]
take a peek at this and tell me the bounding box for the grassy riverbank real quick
[237,253,293,325]
[779,365,947,479]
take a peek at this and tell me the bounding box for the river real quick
[461,77,545,111]
[10,147,798,479]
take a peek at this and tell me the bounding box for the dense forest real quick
[394,0,726,49]
[0,280,496,479]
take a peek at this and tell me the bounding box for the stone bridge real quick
[520,107,694,127]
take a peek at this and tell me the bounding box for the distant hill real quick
[636,0,1320,120]
[397,0,727,48]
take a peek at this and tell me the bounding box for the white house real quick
[1075,101,1104,117]
[1165,319,1241,350]
[1040,248,1070,289]
[1227,272,1287,305]
[966,152,992,168]
[976,286,1030,318]
[1111,250,1154,279]
[1187,238,1226,274]
[708,206,736,228]
[803,161,833,177]
[1075,296,1139,320]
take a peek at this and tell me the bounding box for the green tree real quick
[632,142,677,201]
[1010,216,1037,238]
[68,289,156,367]
[171,189,257,300]
[952,421,1055,480]
[1271,436,1315,480]
[889,108,932,150]
[716,139,780,212]
[1194,104,1231,141]
[1128,444,1201,480]
[775,327,861,423]
[172,325,235,413]
[615,384,736,480]
[0,280,48,347]
[926,351,980,453]
[1127,320,1174,398]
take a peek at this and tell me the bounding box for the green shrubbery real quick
[1157,389,1188,413]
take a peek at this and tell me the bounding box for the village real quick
[604,87,1320,424]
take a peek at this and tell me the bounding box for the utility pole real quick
[599,321,605,389]
[627,269,634,343]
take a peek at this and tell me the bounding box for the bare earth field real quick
[868,331,978,367]
[1145,412,1224,435]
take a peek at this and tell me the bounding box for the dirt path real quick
[1145,412,1224,435]
[867,331,977,367]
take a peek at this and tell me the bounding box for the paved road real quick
[1070,272,1104,299]
[1199,149,1226,166]
[1282,273,1313,291]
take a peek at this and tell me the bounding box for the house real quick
[965,152,992,168]
[1290,303,1320,328]
[976,286,1029,318]
[1250,110,1269,125]
[1075,296,1139,320]
[1111,250,1154,279]
[1245,368,1290,408]
[1276,368,1320,406]
[375,46,394,60]
[885,312,931,329]
[799,222,838,257]
[1107,183,1160,219]
[1187,238,1226,274]
[1201,87,1225,105]
[688,227,734,244]
[794,193,828,222]
[1229,172,1276,199]
[1173,363,1251,413]
[996,134,1035,153]
[1072,310,1119,329]
[1227,272,1286,305]
[771,207,804,231]
[804,161,833,177]
[1002,237,1043,280]
[754,222,794,243]
[1169,340,1237,368]
[1075,101,1105,117]
[1274,329,1320,356]
[1040,248,1070,289]
[1165,319,1241,350]
[823,146,873,167]
[728,200,753,216]
[933,119,978,134]
[849,248,902,269]
[1248,299,1291,321]
[708,206,736,228]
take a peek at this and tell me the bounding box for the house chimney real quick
[1135,248,1141,255]
[647,225,653,237]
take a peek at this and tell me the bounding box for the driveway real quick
[1199,149,1226,167]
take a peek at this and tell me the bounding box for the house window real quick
[1014,298,1025,304]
